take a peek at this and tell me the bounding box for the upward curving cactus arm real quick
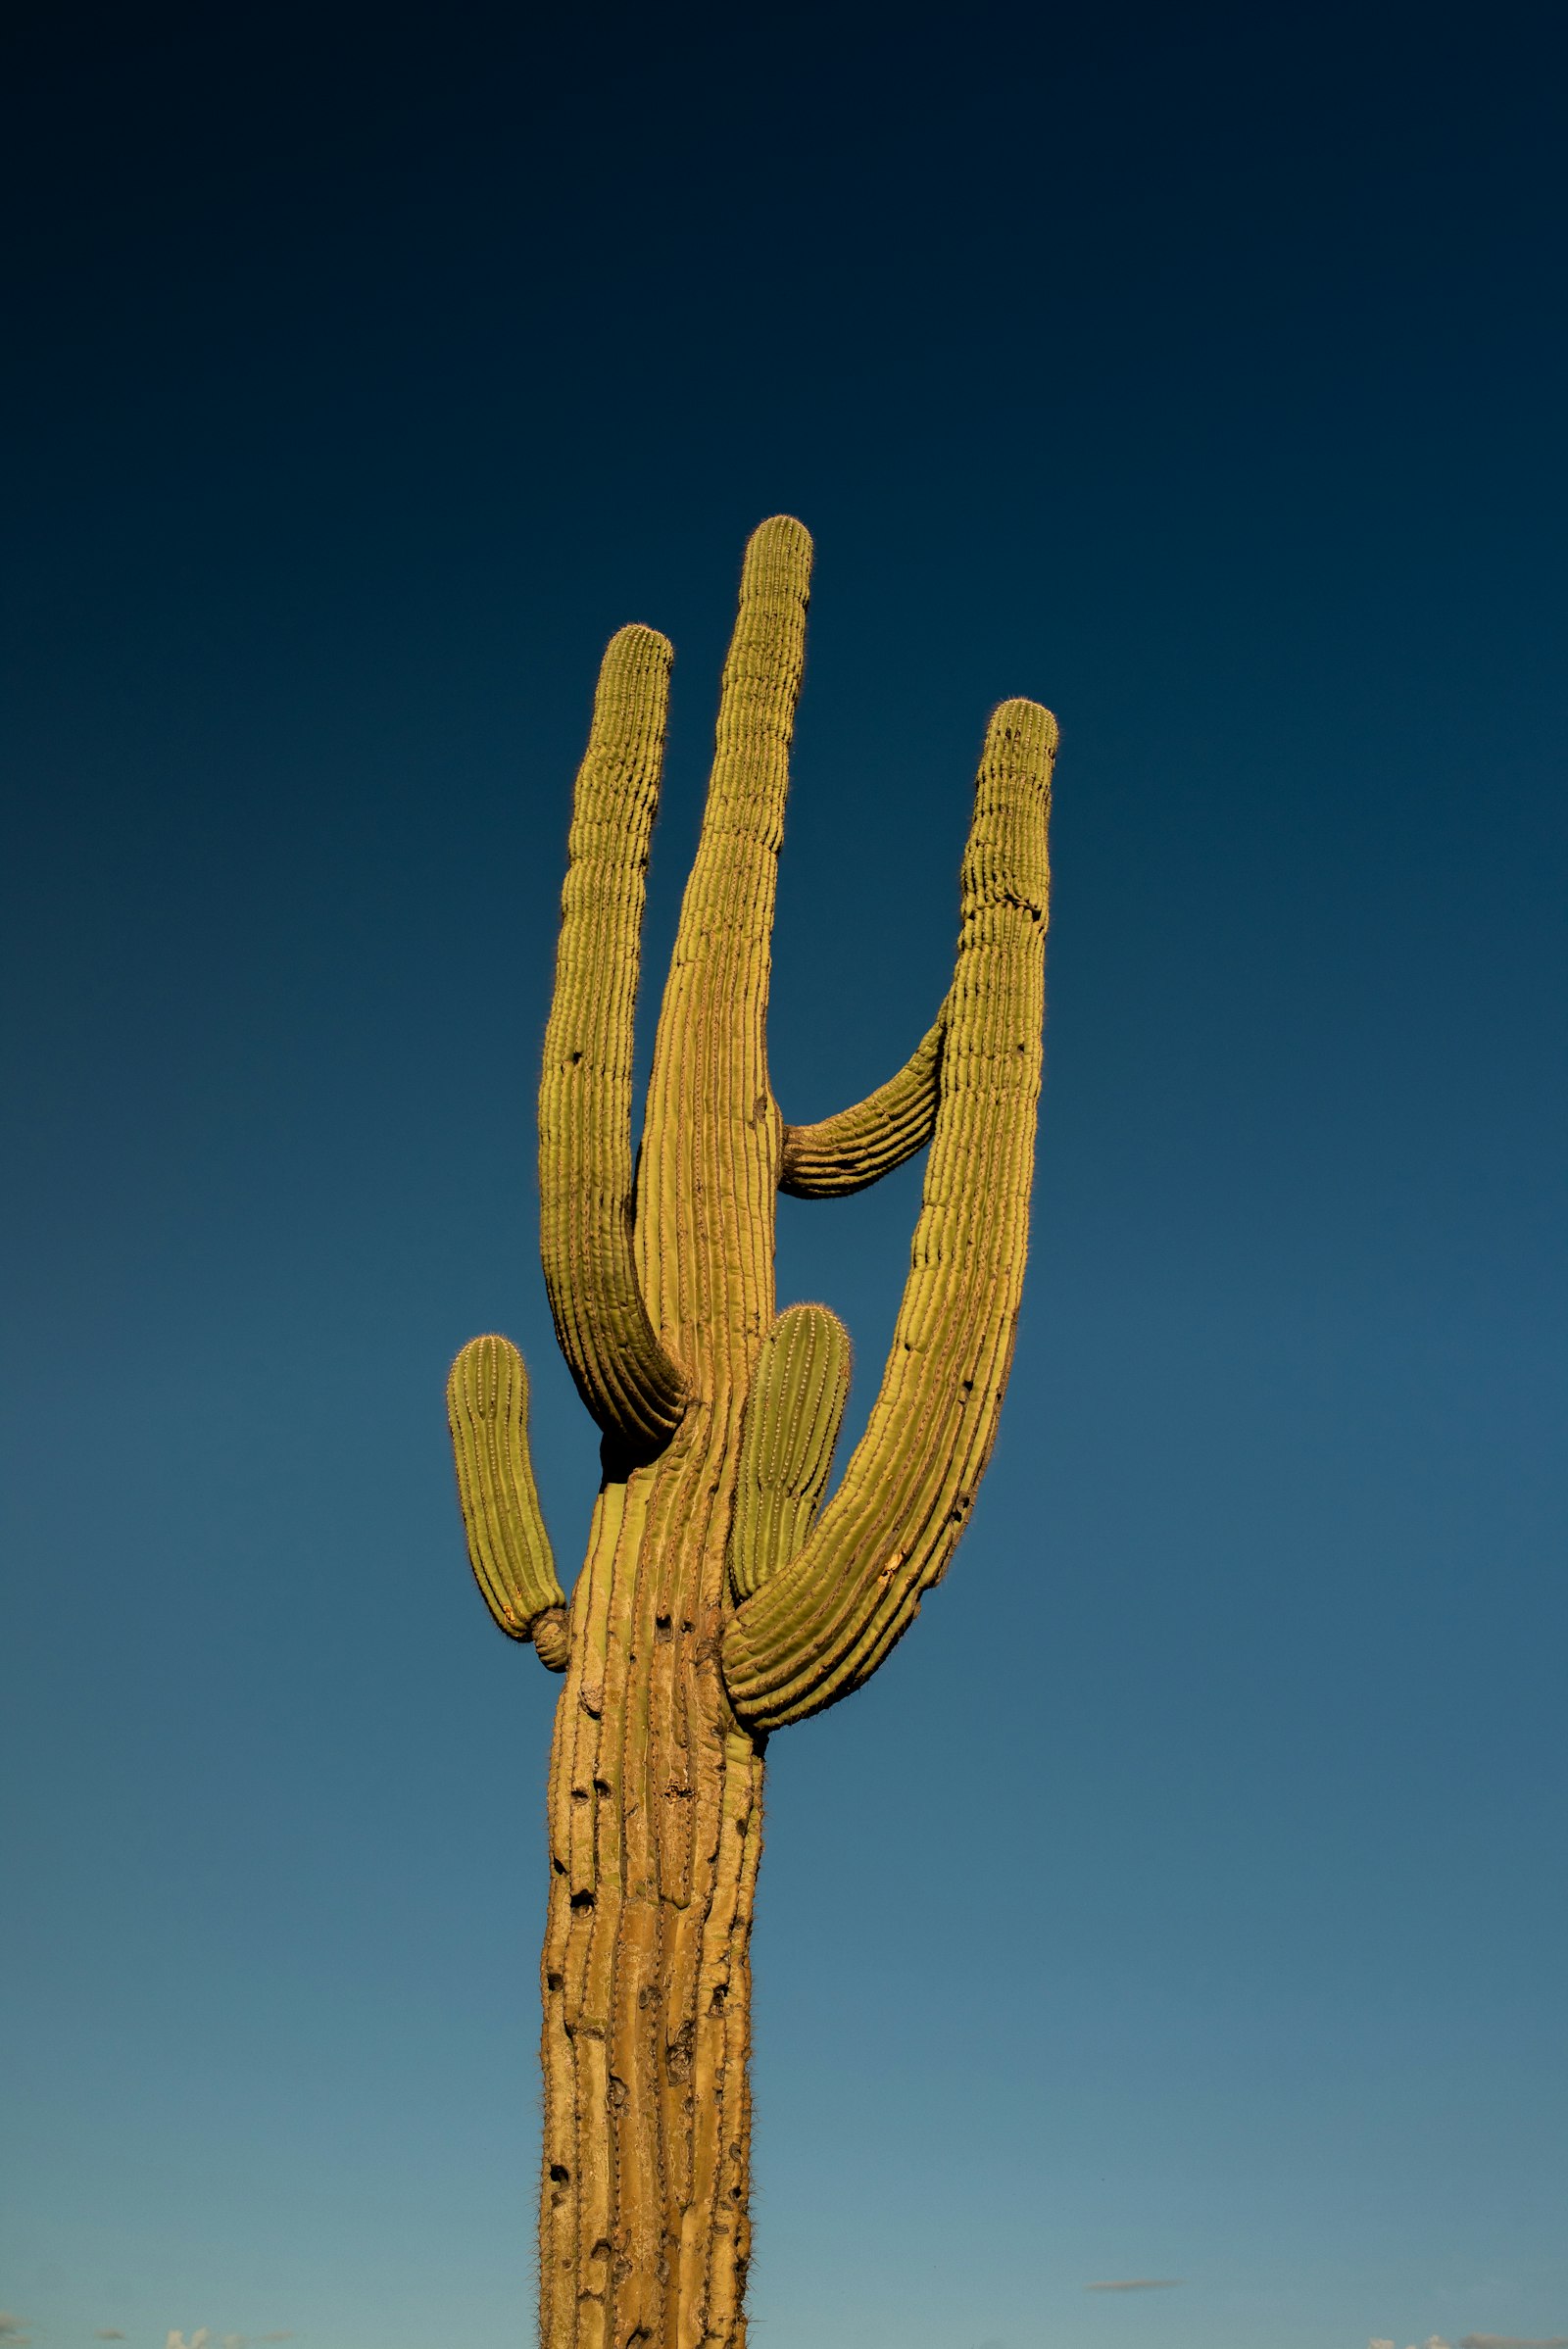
[778,1004,947,1198]
[538,623,689,1455]
[720,699,1057,1730]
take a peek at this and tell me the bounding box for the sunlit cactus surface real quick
[446,516,1056,2348]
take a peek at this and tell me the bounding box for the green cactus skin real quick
[447,518,1055,2348]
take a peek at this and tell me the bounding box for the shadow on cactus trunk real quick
[445,516,1055,2348]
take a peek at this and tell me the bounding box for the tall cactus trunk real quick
[542,1437,761,2349]
[445,517,1055,2348]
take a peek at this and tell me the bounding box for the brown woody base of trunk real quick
[540,1434,764,2349]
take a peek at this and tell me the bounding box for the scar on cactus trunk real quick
[446,517,1056,2348]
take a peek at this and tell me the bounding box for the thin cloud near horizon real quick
[1459,2336,1568,2347]
[165,2331,295,2347]
[1085,2277,1184,2291]
[1370,2335,1568,2349]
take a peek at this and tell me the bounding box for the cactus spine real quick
[446,517,1055,2348]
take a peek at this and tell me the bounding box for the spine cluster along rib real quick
[444,515,1055,2349]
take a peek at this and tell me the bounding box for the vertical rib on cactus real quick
[445,519,1054,2349]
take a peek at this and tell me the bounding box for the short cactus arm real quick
[447,1335,570,1670]
[727,1302,852,1603]
[720,700,1056,1731]
[539,623,689,1454]
[778,1006,946,1198]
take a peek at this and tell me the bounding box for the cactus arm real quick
[539,622,689,1454]
[634,517,812,1388]
[727,1302,852,1603]
[720,699,1056,1730]
[778,1005,946,1198]
[446,1335,570,1670]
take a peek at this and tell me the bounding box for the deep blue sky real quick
[3,4,1564,2347]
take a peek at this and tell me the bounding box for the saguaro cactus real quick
[446,517,1055,2349]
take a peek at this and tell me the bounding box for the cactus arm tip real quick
[744,514,813,584]
[993,694,1058,747]
[446,1334,569,1668]
[613,618,673,660]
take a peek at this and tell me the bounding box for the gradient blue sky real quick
[3,4,1564,2347]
